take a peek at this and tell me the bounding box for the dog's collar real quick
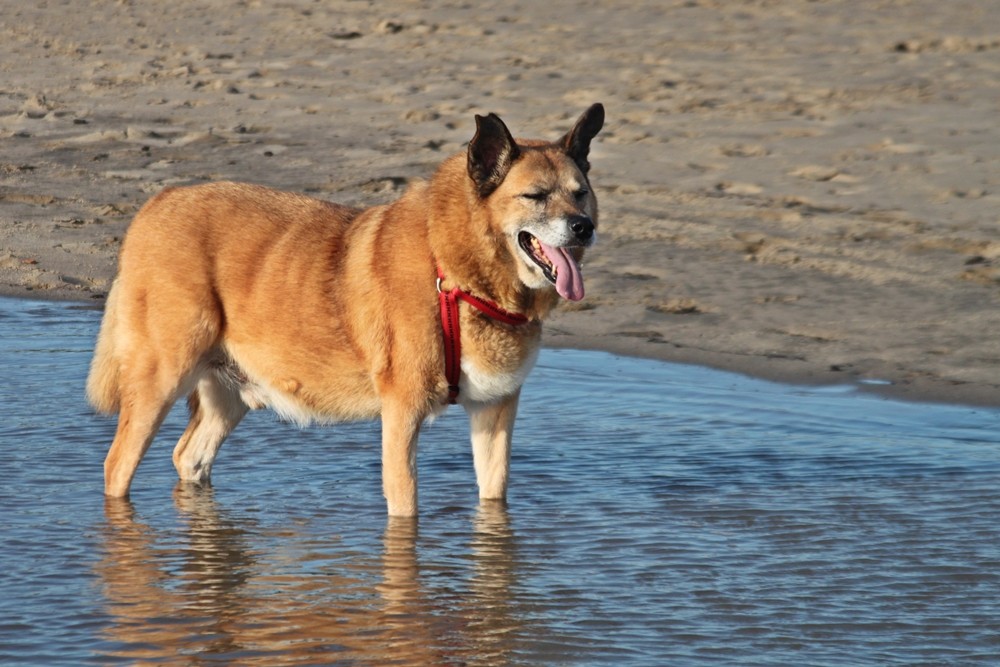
[436,266,530,404]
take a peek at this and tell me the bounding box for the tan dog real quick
[88,104,604,516]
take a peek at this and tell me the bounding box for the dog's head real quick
[467,104,604,301]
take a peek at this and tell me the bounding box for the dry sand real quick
[2,0,999,406]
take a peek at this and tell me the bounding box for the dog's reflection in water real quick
[97,488,522,665]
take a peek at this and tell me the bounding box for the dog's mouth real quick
[517,231,585,301]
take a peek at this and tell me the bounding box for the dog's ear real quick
[561,103,605,173]
[468,112,521,198]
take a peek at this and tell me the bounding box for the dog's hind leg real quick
[468,390,520,502]
[103,288,223,498]
[172,373,249,485]
[103,386,175,498]
[104,352,212,497]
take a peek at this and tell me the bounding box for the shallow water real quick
[2,298,1000,666]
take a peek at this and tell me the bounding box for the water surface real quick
[2,298,1000,666]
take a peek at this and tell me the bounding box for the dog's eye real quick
[574,188,590,200]
[521,191,549,202]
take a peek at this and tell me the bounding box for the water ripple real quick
[2,298,1000,665]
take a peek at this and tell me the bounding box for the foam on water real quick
[2,298,1000,666]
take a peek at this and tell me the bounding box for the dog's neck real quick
[435,264,531,404]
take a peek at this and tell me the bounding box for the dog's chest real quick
[459,345,539,405]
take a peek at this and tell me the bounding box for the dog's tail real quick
[87,280,122,414]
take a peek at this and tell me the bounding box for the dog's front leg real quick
[468,389,521,502]
[381,401,422,517]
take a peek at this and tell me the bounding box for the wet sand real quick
[2,0,998,406]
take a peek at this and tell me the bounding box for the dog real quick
[87,103,604,516]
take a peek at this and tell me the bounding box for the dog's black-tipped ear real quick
[561,103,605,173]
[468,112,521,198]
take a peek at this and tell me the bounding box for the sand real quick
[2,0,999,406]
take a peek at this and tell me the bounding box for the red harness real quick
[436,266,530,404]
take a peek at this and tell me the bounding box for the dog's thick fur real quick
[88,104,604,516]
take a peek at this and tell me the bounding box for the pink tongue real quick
[538,241,584,301]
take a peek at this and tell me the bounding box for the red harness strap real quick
[436,266,530,404]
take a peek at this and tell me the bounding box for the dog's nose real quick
[569,215,594,243]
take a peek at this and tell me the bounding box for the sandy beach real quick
[2,0,998,406]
